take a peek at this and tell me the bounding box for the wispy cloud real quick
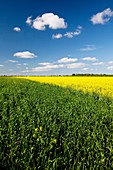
[14,51,37,59]
[52,34,63,39]
[16,63,22,66]
[9,69,13,71]
[82,57,97,61]
[58,57,78,63]
[22,64,60,72]
[52,25,82,39]
[82,67,89,71]
[26,13,67,30]
[64,25,82,38]
[23,63,28,66]
[79,45,96,51]
[22,61,86,73]
[107,61,113,65]
[107,66,113,70]
[67,62,86,69]
[90,8,113,24]
[13,27,21,32]
[92,62,104,66]
[8,60,18,63]
[39,62,52,66]
[0,64,4,67]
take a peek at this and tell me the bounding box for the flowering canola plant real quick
[19,76,113,97]
[1,77,113,169]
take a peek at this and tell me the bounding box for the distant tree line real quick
[71,73,113,77]
[0,74,113,77]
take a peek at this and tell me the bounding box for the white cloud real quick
[13,27,21,32]
[26,13,67,30]
[67,62,86,69]
[39,62,52,66]
[64,25,82,38]
[64,32,74,38]
[52,25,82,39]
[16,63,29,66]
[58,57,78,63]
[22,64,60,72]
[26,16,32,25]
[22,61,86,73]
[90,8,113,24]
[82,68,89,71]
[92,62,104,65]
[107,61,113,65]
[107,66,113,70]
[14,51,37,59]
[82,57,97,61]
[8,60,18,63]
[52,33,63,39]
[0,65,4,67]
[80,45,96,51]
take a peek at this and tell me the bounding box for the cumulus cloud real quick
[26,16,32,25]
[58,57,78,63]
[92,62,104,65]
[0,65,4,67]
[82,57,97,61]
[14,51,37,59]
[90,8,113,24]
[13,27,21,32]
[26,13,67,30]
[52,33,63,39]
[79,45,96,51]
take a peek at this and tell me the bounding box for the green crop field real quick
[1,78,113,169]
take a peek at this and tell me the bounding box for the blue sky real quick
[0,0,113,75]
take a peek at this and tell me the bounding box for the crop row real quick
[0,78,113,169]
[21,76,113,97]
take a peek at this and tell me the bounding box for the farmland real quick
[21,76,113,97]
[1,77,113,169]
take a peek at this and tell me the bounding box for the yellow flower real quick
[35,128,38,132]
[33,134,36,138]
[40,126,42,131]
[52,138,57,144]
[18,76,113,97]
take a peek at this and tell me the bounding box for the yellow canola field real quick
[19,76,113,97]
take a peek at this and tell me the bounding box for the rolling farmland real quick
[1,77,113,169]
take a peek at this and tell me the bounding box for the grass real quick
[0,77,113,169]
